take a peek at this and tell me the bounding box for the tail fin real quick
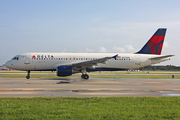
[136,28,166,55]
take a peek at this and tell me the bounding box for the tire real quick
[84,74,89,79]
[26,76,30,79]
[81,74,85,79]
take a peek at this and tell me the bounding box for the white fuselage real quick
[5,53,170,72]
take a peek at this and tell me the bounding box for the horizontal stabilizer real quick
[149,55,174,60]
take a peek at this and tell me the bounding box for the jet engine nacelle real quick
[56,66,72,76]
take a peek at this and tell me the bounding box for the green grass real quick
[1,71,180,79]
[90,75,180,79]
[0,97,180,119]
[92,71,180,74]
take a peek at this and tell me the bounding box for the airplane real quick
[5,28,174,79]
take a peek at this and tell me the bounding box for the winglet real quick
[112,54,118,60]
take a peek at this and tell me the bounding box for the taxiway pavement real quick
[0,77,180,97]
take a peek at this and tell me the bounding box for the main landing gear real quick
[81,74,89,79]
[26,71,30,79]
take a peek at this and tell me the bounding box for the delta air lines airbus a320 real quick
[5,28,173,79]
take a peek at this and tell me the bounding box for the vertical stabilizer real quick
[136,28,166,55]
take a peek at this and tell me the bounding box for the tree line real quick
[138,65,180,71]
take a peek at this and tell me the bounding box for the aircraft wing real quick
[71,54,118,70]
[149,55,174,60]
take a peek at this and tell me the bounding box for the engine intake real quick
[57,66,72,76]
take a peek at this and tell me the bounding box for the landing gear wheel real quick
[84,74,89,79]
[81,74,89,79]
[81,74,85,79]
[26,76,30,79]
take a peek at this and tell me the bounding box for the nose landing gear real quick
[26,71,30,79]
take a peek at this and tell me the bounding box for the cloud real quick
[125,45,136,52]
[98,47,107,52]
[163,41,176,49]
[86,48,94,53]
[112,46,125,52]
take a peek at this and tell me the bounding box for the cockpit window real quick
[11,57,19,60]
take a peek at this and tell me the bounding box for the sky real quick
[1,0,180,66]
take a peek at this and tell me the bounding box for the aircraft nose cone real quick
[5,61,11,68]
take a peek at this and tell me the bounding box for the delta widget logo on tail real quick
[136,28,166,55]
